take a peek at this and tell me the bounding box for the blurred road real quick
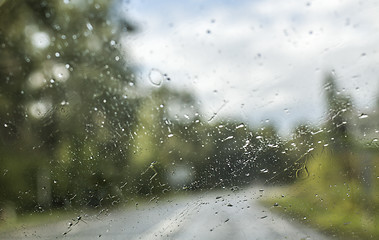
[0,188,331,240]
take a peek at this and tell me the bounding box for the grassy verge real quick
[261,190,379,239]
[0,209,77,234]
[261,150,379,239]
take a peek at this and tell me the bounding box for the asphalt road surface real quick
[0,188,331,240]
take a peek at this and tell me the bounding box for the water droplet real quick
[243,139,250,148]
[148,69,164,86]
[110,40,116,46]
[55,52,60,57]
[86,22,93,31]
[115,56,120,61]
[4,123,8,128]
[236,124,245,129]
[268,144,278,148]
[256,136,263,139]
[31,31,50,49]
[222,136,234,142]
[358,113,368,119]
[168,134,174,138]
[50,79,55,83]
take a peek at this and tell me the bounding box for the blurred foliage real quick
[0,0,139,213]
[263,75,379,239]
[264,148,379,239]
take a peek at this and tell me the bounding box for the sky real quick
[121,0,379,134]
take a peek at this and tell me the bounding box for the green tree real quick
[0,0,138,212]
[323,74,356,179]
[128,86,204,194]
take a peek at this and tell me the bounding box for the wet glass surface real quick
[0,1,378,239]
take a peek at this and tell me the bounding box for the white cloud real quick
[124,0,379,132]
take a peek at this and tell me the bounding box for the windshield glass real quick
[1,1,378,239]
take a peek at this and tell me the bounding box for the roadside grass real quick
[261,149,379,240]
[0,209,76,234]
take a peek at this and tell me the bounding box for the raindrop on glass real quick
[86,22,93,31]
[148,68,165,86]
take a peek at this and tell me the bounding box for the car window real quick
[1,0,378,239]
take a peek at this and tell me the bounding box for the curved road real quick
[0,188,331,240]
